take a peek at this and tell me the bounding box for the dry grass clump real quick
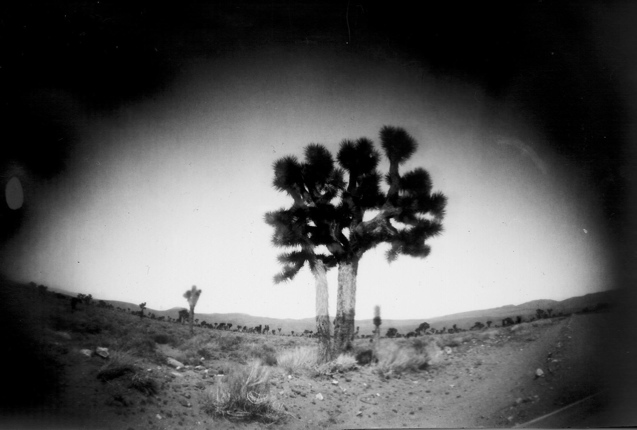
[374,338,441,378]
[476,328,500,340]
[110,332,160,361]
[248,343,278,366]
[201,361,286,424]
[130,372,159,396]
[276,345,319,375]
[314,353,358,375]
[97,350,138,382]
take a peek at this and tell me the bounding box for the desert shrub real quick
[276,346,318,375]
[249,343,278,366]
[374,338,441,378]
[332,354,358,372]
[217,335,243,352]
[440,336,465,348]
[475,329,500,340]
[354,348,375,365]
[130,372,159,396]
[152,333,175,345]
[97,351,137,382]
[50,311,102,335]
[227,350,248,365]
[80,321,102,334]
[176,334,229,363]
[201,361,286,423]
[109,333,160,362]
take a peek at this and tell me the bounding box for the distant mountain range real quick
[103,289,617,336]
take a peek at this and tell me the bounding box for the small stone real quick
[535,368,544,378]
[95,347,109,359]
[444,347,453,355]
[54,331,72,340]
[315,393,324,401]
[156,414,162,420]
[167,357,185,368]
[79,349,92,357]
[356,411,362,416]
[331,380,339,385]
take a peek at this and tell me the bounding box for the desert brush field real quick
[0,277,627,429]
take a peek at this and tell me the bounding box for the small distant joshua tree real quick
[183,285,202,335]
[138,302,147,319]
[486,320,492,328]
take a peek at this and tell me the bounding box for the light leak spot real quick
[5,176,24,210]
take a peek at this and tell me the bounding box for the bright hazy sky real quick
[2,47,612,320]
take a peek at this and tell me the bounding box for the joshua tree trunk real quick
[313,260,332,363]
[189,306,195,336]
[333,259,359,353]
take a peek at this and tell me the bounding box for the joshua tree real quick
[183,285,202,335]
[267,126,446,353]
[486,320,492,328]
[138,302,147,319]
[266,144,344,362]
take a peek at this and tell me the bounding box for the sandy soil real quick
[0,302,618,430]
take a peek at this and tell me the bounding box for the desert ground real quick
[0,278,628,429]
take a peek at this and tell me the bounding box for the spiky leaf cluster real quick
[267,143,344,283]
[184,285,202,309]
[380,125,417,164]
